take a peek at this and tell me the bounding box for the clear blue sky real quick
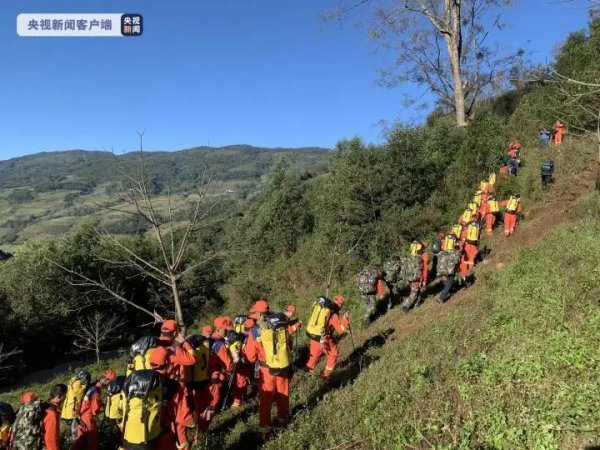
[0,0,591,159]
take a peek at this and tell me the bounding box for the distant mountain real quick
[0,145,331,192]
[0,145,331,248]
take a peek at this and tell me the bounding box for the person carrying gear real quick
[193,317,233,436]
[228,317,258,410]
[356,266,385,324]
[507,157,519,176]
[450,223,463,247]
[121,348,179,450]
[502,194,522,237]
[553,119,566,146]
[72,369,117,450]
[400,242,428,312]
[304,295,350,377]
[508,140,521,152]
[541,159,555,190]
[284,305,302,336]
[437,242,461,303]
[44,385,67,450]
[155,319,197,450]
[200,325,213,338]
[481,195,500,236]
[463,216,480,273]
[540,128,551,149]
[244,302,292,436]
[61,370,91,425]
[104,375,126,422]
[430,233,444,280]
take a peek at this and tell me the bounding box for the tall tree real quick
[331,0,518,126]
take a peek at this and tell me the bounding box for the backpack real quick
[400,255,422,282]
[105,376,126,420]
[467,202,478,213]
[382,259,401,283]
[11,401,46,450]
[442,234,457,252]
[121,370,164,445]
[356,269,379,295]
[431,237,442,255]
[466,221,480,243]
[473,192,483,207]
[461,209,473,223]
[437,250,460,276]
[541,160,554,174]
[508,158,518,174]
[259,313,291,375]
[234,315,248,333]
[306,296,339,340]
[127,336,159,374]
[488,199,500,213]
[224,330,245,358]
[61,377,87,420]
[488,173,496,186]
[505,197,520,213]
[451,224,463,237]
[185,335,210,386]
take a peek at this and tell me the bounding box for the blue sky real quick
[0,1,591,159]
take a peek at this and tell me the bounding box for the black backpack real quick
[431,236,442,254]
[541,160,554,174]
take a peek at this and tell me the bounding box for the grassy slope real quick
[254,143,599,450]
[209,141,599,450]
[1,141,598,450]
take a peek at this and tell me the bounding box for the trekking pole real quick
[221,364,238,412]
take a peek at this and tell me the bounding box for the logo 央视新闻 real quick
[121,14,143,36]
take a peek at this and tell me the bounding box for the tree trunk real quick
[445,0,468,127]
[171,278,185,333]
[95,344,100,365]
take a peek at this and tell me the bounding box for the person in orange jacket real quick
[72,370,117,450]
[157,319,197,450]
[228,318,257,410]
[304,295,350,377]
[244,300,291,435]
[553,119,566,146]
[145,347,182,450]
[480,195,499,236]
[501,194,522,237]
[43,385,67,450]
[284,305,302,335]
[463,216,480,273]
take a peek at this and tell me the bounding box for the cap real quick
[20,391,38,404]
[250,300,269,314]
[161,319,178,334]
[243,318,256,329]
[103,369,117,382]
[333,295,346,306]
[285,305,297,315]
[201,325,213,335]
[214,316,233,330]
[149,346,169,367]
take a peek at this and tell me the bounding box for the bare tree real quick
[329,0,520,126]
[0,343,22,380]
[50,132,225,330]
[71,311,125,364]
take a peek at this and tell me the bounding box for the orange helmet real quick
[20,391,38,404]
[161,319,178,334]
[333,295,346,307]
[250,299,269,314]
[103,369,117,382]
[214,316,233,330]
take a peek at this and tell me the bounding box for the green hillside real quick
[0,146,330,249]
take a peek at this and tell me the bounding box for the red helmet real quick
[333,295,346,306]
[149,346,169,368]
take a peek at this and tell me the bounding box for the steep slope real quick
[213,141,599,449]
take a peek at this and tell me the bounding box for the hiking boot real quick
[273,416,289,428]
[257,426,272,439]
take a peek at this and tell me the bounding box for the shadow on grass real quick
[220,329,395,450]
